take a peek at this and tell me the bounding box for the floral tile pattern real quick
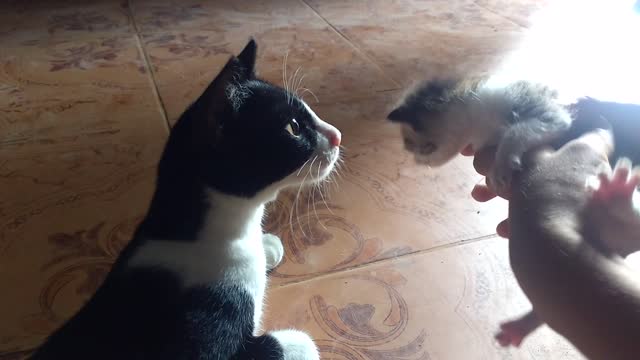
[263,238,583,359]
[0,0,583,359]
[0,1,167,357]
[0,0,133,43]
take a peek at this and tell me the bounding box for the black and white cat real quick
[32,39,341,360]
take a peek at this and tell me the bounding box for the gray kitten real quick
[387,78,572,196]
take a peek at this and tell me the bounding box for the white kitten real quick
[388,78,572,196]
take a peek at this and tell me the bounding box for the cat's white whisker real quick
[282,51,291,105]
[290,161,311,240]
[296,158,311,176]
[298,155,318,237]
[290,66,302,98]
[308,156,318,179]
[317,172,334,215]
[312,160,328,230]
[294,74,307,97]
[305,184,314,235]
[310,186,322,231]
[299,88,319,104]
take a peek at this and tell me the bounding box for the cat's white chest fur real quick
[127,191,268,332]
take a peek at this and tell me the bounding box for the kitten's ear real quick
[387,105,415,124]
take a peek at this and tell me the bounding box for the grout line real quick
[299,0,402,90]
[272,233,499,290]
[472,0,529,29]
[126,0,171,134]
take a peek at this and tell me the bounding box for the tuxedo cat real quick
[33,39,341,360]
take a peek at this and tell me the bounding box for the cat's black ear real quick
[190,40,259,143]
[387,105,415,124]
[237,38,257,78]
[196,39,258,114]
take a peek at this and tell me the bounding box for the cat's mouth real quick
[297,147,340,183]
[413,153,434,166]
[318,148,340,179]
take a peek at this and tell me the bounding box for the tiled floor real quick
[0,0,586,359]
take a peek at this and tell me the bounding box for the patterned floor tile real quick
[264,237,584,359]
[0,3,167,356]
[0,0,133,43]
[131,0,398,123]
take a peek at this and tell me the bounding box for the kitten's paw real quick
[495,323,525,348]
[270,329,319,360]
[588,157,640,203]
[263,233,284,270]
[495,312,541,348]
[489,155,521,197]
[586,158,640,256]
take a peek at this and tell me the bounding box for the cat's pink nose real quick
[315,118,342,147]
[328,129,341,147]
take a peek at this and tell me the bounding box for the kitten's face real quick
[388,81,470,167]
[183,39,341,198]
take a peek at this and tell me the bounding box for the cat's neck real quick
[462,87,514,148]
[137,174,270,242]
[200,189,266,242]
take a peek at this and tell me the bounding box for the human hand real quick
[490,129,640,360]
[461,144,510,237]
[462,126,614,239]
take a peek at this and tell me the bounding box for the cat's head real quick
[387,79,479,166]
[167,39,341,200]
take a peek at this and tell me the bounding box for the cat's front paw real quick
[262,233,284,270]
[271,330,319,360]
[489,155,521,197]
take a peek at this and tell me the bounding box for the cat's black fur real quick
[32,39,322,360]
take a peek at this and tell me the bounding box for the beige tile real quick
[0,164,157,357]
[130,0,321,33]
[0,0,133,44]
[134,0,398,123]
[475,0,553,28]
[306,0,525,85]
[1,35,160,142]
[0,6,167,356]
[264,237,584,359]
[305,0,478,25]
[265,95,507,284]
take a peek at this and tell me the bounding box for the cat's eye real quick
[285,119,301,137]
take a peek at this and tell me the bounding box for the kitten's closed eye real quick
[285,118,300,137]
[420,142,437,154]
[404,138,437,155]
